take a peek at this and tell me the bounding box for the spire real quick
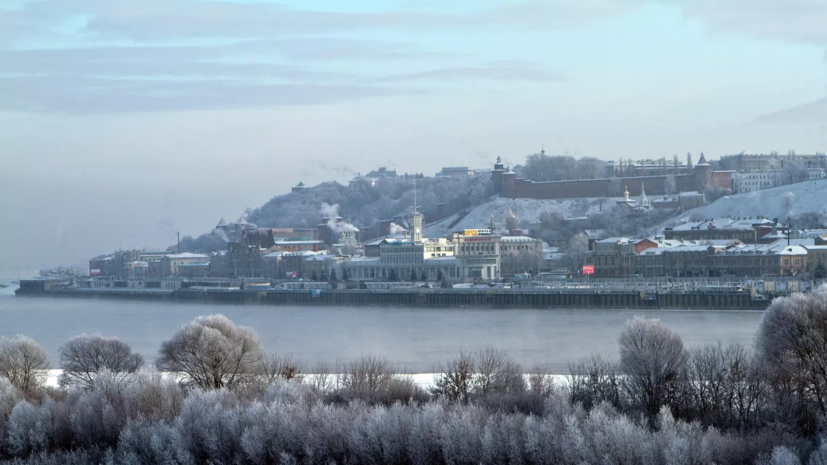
[640,182,649,207]
[541,144,545,155]
[697,152,708,165]
[412,178,422,245]
[624,185,630,201]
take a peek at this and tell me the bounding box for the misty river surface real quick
[0,289,764,373]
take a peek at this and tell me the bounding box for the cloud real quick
[2,0,642,45]
[0,49,352,81]
[0,75,399,113]
[662,0,827,45]
[753,98,827,125]
[378,64,563,82]
[0,37,437,76]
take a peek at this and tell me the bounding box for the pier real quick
[18,283,770,310]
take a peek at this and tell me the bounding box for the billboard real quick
[463,229,493,237]
[286,271,298,278]
[90,269,101,275]
[582,265,594,275]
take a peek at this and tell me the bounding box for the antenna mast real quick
[413,178,417,215]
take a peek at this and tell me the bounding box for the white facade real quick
[732,169,825,193]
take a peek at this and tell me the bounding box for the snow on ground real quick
[424,196,621,237]
[664,179,827,228]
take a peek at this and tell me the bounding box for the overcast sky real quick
[1,0,826,272]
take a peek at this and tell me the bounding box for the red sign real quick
[582,265,594,275]
[90,269,101,275]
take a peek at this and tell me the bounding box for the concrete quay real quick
[18,285,770,310]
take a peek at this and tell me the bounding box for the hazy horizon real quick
[2,0,827,271]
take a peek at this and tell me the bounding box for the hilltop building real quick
[437,167,476,177]
[731,168,824,193]
[720,152,827,171]
[490,154,732,200]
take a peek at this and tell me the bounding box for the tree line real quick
[2,288,827,463]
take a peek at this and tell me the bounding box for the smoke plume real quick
[320,202,360,233]
[389,222,406,237]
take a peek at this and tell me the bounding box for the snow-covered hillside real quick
[424,196,623,237]
[672,179,827,224]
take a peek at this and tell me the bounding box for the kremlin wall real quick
[490,154,732,199]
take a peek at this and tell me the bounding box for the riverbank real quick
[18,285,770,310]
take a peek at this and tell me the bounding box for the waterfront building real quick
[664,217,786,243]
[162,252,210,276]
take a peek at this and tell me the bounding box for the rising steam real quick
[320,202,359,233]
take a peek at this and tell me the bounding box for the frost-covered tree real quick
[258,353,303,383]
[565,233,589,272]
[341,356,395,401]
[434,351,476,403]
[619,317,687,422]
[156,314,264,390]
[758,286,827,426]
[473,347,525,397]
[59,334,144,388]
[0,335,48,396]
[568,353,624,410]
[433,348,524,402]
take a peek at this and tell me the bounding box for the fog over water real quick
[0,284,763,373]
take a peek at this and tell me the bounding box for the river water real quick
[0,280,764,373]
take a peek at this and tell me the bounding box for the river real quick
[0,279,764,373]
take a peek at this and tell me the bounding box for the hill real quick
[666,179,827,227]
[424,196,622,238]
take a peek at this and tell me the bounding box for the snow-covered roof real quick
[274,240,325,246]
[343,257,381,264]
[597,237,632,244]
[780,245,808,256]
[364,238,388,246]
[583,229,607,239]
[670,217,776,232]
[425,256,458,262]
[179,262,210,267]
[165,252,209,259]
[501,236,538,243]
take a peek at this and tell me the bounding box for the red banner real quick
[582,265,594,275]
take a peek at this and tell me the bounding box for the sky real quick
[1,0,827,272]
